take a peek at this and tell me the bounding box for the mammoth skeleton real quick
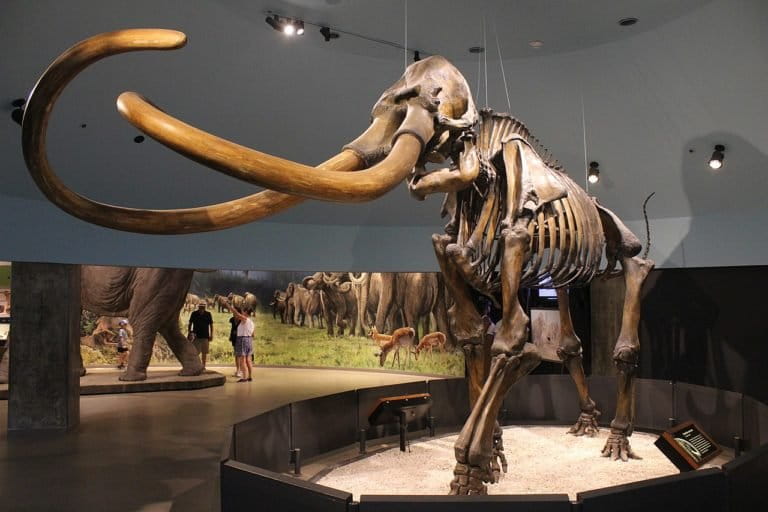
[22,30,654,495]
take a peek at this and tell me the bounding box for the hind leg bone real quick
[602,255,654,461]
[556,288,601,436]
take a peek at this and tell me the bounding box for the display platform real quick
[220,375,768,512]
[0,366,225,399]
[314,425,732,500]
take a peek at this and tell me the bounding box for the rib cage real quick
[451,109,604,298]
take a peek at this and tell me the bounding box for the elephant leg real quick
[159,319,204,377]
[602,255,654,461]
[120,322,155,381]
[556,288,600,437]
[450,223,541,495]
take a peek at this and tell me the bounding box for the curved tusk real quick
[117,92,432,202]
[21,29,362,234]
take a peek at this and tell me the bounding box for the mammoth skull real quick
[21,29,479,234]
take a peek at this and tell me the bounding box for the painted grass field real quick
[203,310,464,377]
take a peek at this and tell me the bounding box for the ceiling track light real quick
[413,50,421,62]
[265,15,305,36]
[588,161,600,184]
[709,144,725,170]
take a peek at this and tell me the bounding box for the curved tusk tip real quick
[151,29,187,49]
[164,30,188,48]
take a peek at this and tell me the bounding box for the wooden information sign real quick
[654,421,722,471]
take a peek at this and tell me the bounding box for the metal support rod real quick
[733,435,742,457]
[428,416,436,437]
[290,448,301,475]
[398,411,407,452]
[359,429,367,454]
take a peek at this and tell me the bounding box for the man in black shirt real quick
[188,302,214,370]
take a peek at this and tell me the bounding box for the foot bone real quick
[568,410,601,437]
[601,428,642,462]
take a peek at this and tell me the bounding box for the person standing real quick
[188,302,214,370]
[225,301,254,382]
[229,309,241,378]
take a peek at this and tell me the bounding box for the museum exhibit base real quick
[219,375,768,512]
[0,367,225,399]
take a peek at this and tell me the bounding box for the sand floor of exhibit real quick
[0,367,428,512]
[315,425,733,500]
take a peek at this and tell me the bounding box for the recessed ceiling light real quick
[468,46,485,54]
[618,17,638,27]
[528,40,544,48]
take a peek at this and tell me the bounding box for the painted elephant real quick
[390,273,451,343]
[350,272,452,344]
[227,293,245,311]
[270,290,287,322]
[243,292,258,314]
[80,265,203,381]
[295,285,323,328]
[184,292,201,312]
[284,283,299,324]
[303,272,357,337]
[348,272,394,336]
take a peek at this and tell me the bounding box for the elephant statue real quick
[81,266,203,381]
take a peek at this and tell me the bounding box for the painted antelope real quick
[414,331,447,359]
[370,326,416,369]
[21,30,655,495]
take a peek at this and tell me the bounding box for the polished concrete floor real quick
[0,366,430,512]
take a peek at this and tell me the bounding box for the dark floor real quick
[0,366,428,512]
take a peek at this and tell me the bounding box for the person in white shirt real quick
[225,300,254,382]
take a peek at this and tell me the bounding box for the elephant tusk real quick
[21,29,362,234]
[117,92,432,202]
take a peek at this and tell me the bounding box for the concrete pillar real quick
[589,277,625,376]
[8,262,81,432]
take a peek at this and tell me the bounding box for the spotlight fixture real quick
[265,15,305,36]
[528,40,544,48]
[468,46,485,54]
[708,144,725,170]
[618,17,638,27]
[588,161,600,184]
[319,26,339,42]
[413,50,421,62]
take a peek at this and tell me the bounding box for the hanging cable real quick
[404,0,408,71]
[493,20,511,113]
[483,16,488,108]
[582,95,588,188]
[475,17,482,106]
